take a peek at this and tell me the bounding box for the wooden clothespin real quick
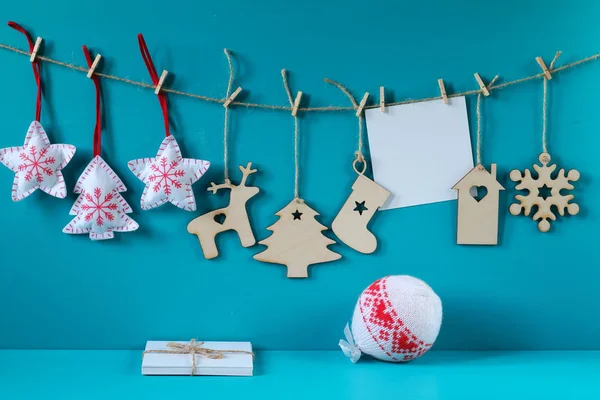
[291,91,303,116]
[379,86,385,112]
[154,70,168,94]
[536,57,552,80]
[223,86,242,108]
[474,73,490,96]
[438,79,448,104]
[29,37,42,62]
[86,54,102,79]
[355,92,369,117]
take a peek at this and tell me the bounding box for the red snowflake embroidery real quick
[18,146,56,183]
[148,157,184,195]
[80,187,118,226]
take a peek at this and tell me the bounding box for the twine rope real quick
[542,51,562,153]
[142,339,255,376]
[324,78,365,164]
[281,69,302,202]
[0,42,595,113]
[223,48,234,182]
[475,75,499,165]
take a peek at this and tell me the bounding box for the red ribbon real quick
[8,21,42,122]
[82,45,102,157]
[138,34,170,137]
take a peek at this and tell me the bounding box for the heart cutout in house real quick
[214,213,227,225]
[470,185,488,202]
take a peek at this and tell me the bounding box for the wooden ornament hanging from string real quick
[188,49,260,259]
[452,74,505,245]
[326,79,390,254]
[509,52,580,232]
[253,70,341,278]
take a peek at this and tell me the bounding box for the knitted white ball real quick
[341,275,442,363]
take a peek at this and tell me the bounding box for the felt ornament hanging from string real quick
[328,80,390,254]
[452,74,505,245]
[188,49,260,259]
[253,70,341,278]
[509,52,580,232]
[128,34,210,212]
[63,46,138,240]
[0,22,75,201]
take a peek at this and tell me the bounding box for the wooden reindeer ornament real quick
[188,163,259,259]
[187,50,260,259]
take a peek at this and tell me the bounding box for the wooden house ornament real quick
[452,164,504,245]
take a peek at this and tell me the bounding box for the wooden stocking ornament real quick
[332,160,390,254]
[188,163,260,259]
[452,163,504,245]
[253,199,341,278]
[509,153,579,232]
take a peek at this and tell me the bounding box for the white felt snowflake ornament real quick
[63,156,138,240]
[128,135,210,211]
[0,121,75,201]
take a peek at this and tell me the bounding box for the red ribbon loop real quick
[138,34,170,137]
[8,21,42,122]
[82,45,102,157]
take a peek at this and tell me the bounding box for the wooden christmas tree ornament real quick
[253,70,341,278]
[326,78,390,254]
[188,163,260,259]
[254,199,341,278]
[452,164,504,245]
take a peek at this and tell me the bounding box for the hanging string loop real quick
[474,75,499,167]
[138,34,170,137]
[82,45,103,157]
[281,69,302,203]
[324,78,366,174]
[222,49,235,183]
[8,21,42,122]
[541,51,562,156]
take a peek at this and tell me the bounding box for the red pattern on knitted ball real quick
[359,276,432,361]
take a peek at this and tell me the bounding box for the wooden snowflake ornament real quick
[509,152,580,232]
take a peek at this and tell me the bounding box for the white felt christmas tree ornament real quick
[0,22,76,201]
[128,34,209,212]
[340,276,442,363]
[63,45,138,240]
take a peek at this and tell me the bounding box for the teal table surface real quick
[0,350,598,399]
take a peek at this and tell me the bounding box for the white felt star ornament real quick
[128,135,210,211]
[0,121,76,201]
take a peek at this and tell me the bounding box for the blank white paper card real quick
[365,96,473,210]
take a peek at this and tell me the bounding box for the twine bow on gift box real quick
[142,339,255,375]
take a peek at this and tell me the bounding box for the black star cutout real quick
[353,201,368,215]
[292,209,303,220]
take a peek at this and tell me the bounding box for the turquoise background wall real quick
[0,0,598,350]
